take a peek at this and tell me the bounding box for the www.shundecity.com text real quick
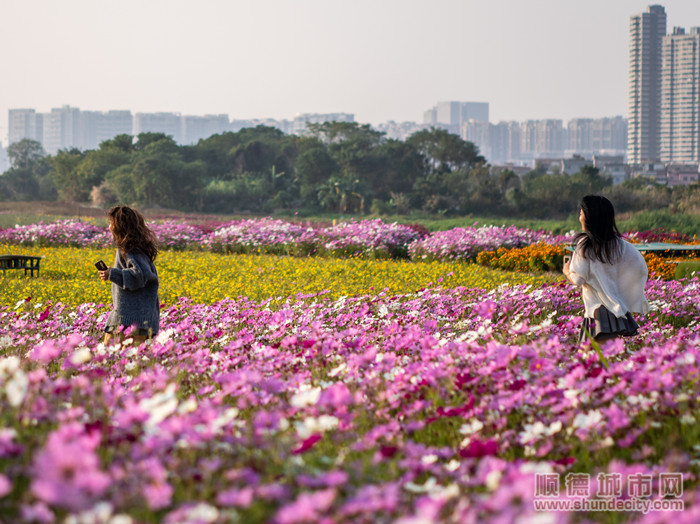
[534,497,684,513]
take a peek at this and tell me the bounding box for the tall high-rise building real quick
[0,143,9,172]
[79,110,133,149]
[291,113,354,135]
[521,120,565,157]
[567,117,628,155]
[8,109,43,145]
[181,114,230,144]
[133,112,183,143]
[627,5,667,163]
[41,105,80,154]
[423,101,489,135]
[461,119,492,159]
[660,27,700,163]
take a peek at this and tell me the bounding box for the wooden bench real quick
[0,255,42,277]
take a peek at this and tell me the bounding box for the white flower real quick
[598,437,614,448]
[485,470,502,491]
[180,503,219,523]
[519,420,563,444]
[155,328,176,345]
[290,386,322,408]
[178,398,198,414]
[520,462,553,475]
[139,384,178,428]
[680,414,696,425]
[572,410,603,430]
[421,454,438,465]
[294,415,338,439]
[108,515,133,524]
[459,419,484,435]
[0,357,20,376]
[69,347,91,365]
[5,370,28,407]
[328,363,346,377]
[444,460,460,472]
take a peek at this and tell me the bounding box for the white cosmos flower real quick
[69,347,91,365]
[572,410,603,430]
[139,383,178,427]
[459,419,484,435]
[294,415,338,439]
[290,386,322,408]
[5,370,28,407]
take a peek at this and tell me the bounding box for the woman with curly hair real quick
[563,195,649,344]
[97,205,160,345]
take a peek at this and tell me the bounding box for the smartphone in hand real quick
[95,260,108,271]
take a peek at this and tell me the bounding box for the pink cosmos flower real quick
[216,486,255,507]
[20,502,54,523]
[275,488,336,524]
[0,474,11,497]
[29,339,63,364]
[30,423,110,512]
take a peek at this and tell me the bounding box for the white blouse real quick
[568,238,650,318]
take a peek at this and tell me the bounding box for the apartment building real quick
[660,27,700,163]
[627,5,667,163]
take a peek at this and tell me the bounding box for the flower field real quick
[1,220,699,523]
[0,219,566,261]
[0,245,557,306]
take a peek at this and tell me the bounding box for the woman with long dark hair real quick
[563,195,649,343]
[97,205,160,345]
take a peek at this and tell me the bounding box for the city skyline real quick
[4,104,628,169]
[1,1,699,145]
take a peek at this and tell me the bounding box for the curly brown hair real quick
[107,206,158,261]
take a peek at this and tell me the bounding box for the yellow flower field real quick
[0,244,559,307]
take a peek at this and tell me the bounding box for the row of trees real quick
[1,123,695,218]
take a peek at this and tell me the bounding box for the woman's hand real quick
[98,268,111,281]
[562,258,577,285]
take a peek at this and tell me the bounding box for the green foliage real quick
[0,140,54,201]
[4,124,699,228]
[7,139,46,169]
[617,209,700,237]
[675,261,700,280]
[50,149,89,201]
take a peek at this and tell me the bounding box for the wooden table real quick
[0,255,42,277]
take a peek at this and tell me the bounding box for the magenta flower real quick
[460,438,499,458]
[292,433,322,455]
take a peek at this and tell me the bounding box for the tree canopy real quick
[2,123,678,219]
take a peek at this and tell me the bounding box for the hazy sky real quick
[1,0,699,143]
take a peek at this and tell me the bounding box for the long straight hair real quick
[107,206,158,262]
[575,195,622,264]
